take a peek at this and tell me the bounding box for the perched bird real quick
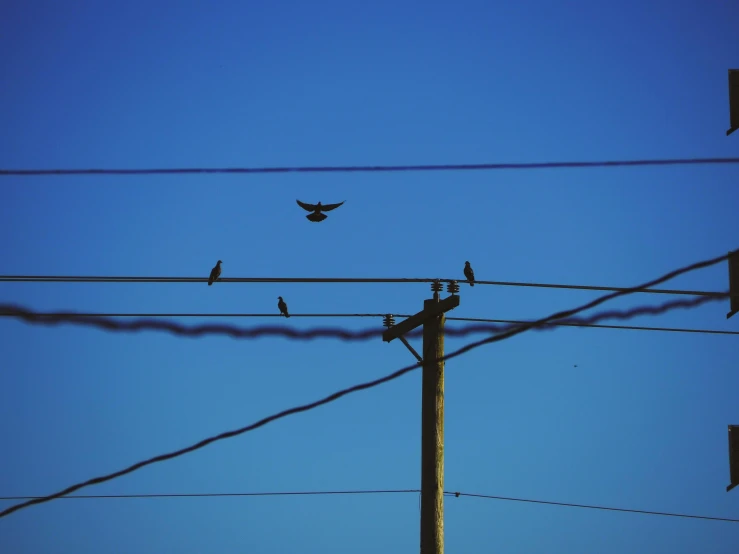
[277,296,290,318]
[296,199,345,222]
[463,261,475,286]
[208,260,222,286]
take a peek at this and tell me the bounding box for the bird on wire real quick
[464,261,475,286]
[208,260,222,286]
[278,296,290,318]
[296,199,345,222]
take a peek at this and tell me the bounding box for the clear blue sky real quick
[1,1,738,552]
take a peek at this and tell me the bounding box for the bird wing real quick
[296,199,318,212]
[320,200,345,212]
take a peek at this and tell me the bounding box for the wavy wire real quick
[0,294,728,341]
[0,251,731,519]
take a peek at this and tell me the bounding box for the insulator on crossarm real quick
[382,314,395,328]
[447,280,460,295]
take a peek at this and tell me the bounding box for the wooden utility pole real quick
[726,250,739,319]
[421,297,445,553]
[727,425,739,492]
[727,69,739,137]
[382,281,461,554]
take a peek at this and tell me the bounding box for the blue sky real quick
[1,0,738,552]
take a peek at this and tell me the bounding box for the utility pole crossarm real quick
[382,295,460,342]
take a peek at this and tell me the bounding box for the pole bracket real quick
[398,335,424,364]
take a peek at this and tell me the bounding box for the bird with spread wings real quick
[296,199,345,222]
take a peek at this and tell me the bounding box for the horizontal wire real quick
[449,316,739,336]
[1,310,736,336]
[0,250,727,519]
[451,492,739,524]
[0,489,416,500]
[0,294,728,341]
[2,157,739,176]
[0,312,404,318]
[1,489,736,524]
[0,274,725,296]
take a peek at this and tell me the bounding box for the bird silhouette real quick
[463,261,475,286]
[208,260,222,286]
[278,296,290,318]
[296,199,345,222]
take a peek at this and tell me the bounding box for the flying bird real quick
[463,261,475,286]
[208,260,222,286]
[296,199,345,222]
[278,296,290,318]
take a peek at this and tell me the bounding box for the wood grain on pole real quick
[421,298,445,554]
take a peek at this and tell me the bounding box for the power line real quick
[0,490,415,500]
[450,492,739,524]
[0,250,727,519]
[2,310,736,336]
[2,157,739,176]
[0,274,725,297]
[0,312,406,318]
[0,294,727,342]
[448,317,739,337]
[1,489,736,524]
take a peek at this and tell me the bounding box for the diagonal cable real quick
[0,251,730,519]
